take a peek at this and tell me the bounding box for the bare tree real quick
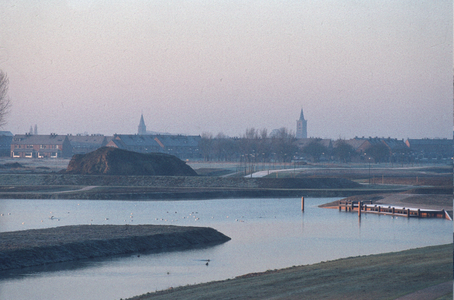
[302,138,328,162]
[0,70,11,128]
[366,142,390,163]
[271,127,298,162]
[199,132,213,161]
[333,139,356,163]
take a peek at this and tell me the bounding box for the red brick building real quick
[11,134,72,158]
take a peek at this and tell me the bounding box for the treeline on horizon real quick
[199,127,395,164]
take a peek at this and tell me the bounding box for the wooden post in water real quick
[301,197,305,212]
[358,201,362,217]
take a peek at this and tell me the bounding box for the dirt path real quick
[127,244,453,300]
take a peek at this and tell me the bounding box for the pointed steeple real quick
[138,114,147,135]
[139,114,145,126]
[299,108,305,121]
[296,107,307,139]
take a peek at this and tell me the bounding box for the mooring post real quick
[301,196,305,212]
[358,201,362,217]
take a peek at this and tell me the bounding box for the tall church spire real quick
[138,114,147,135]
[296,107,307,139]
[299,108,305,121]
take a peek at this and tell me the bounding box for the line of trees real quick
[199,129,412,164]
[304,139,408,164]
[199,127,298,163]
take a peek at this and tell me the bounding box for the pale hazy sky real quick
[0,0,452,139]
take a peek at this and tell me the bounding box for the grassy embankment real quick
[127,243,453,300]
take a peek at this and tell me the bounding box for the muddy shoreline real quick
[319,192,453,218]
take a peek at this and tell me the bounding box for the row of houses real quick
[106,134,201,159]
[353,137,452,162]
[1,132,202,160]
[9,134,106,159]
[303,136,452,163]
[0,131,451,163]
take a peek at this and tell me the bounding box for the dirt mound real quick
[66,147,197,176]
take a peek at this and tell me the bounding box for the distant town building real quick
[381,138,408,153]
[296,108,307,139]
[106,134,202,160]
[68,134,108,155]
[0,131,13,157]
[10,134,72,158]
[351,137,408,158]
[406,138,453,161]
[333,138,368,154]
[138,114,147,135]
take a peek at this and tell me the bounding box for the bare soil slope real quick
[66,147,197,176]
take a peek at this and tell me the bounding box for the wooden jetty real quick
[338,200,452,220]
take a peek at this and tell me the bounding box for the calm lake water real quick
[0,198,452,300]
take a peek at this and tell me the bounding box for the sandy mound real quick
[66,147,197,176]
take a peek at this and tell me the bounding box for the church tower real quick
[138,114,147,135]
[296,108,307,139]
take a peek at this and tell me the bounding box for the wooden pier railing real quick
[338,201,452,220]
